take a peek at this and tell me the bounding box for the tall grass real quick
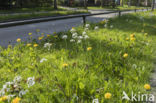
[0,11,156,103]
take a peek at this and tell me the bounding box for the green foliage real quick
[0,11,156,102]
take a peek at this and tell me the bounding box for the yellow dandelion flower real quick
[8,45,12,48]
[123,53,128,58]
[54,35,58,38]
[47,34,50,37]
[104,92,112,99]
[130,34,135,38]
[144,33,148,36]
[33,44,38,47]
[144,84,151,90]
[27,43,32,47]
[36,29,40,32]
[100,20,106,24]
[63,63,68,67]
[38,37,43,40]
[141,29,144,33]
[11,97,21,103]
[0,96,8,102]
[41,33,44,36]
[87,47,92,51]
[16,38,21,42]
[126,37,129,41]
[130,37,136,41]
[28,33,32,36]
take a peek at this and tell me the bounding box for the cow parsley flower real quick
[84,28,89,31]
[44,43,52,48]
[19,90,28,97]
[78,36,83,40]
[85,24,90,28]
[44,43,52,50]
[13,76,22,83]
[27,77,35,88]
[92,99,99,103]
[132,64,137,69]
[70,39,75,42]
[77,40,82,44]
[94,26,99,30]
[82,31,86,36]
[72,33,78,39]
[83,35,89,39]
[70,28,76,33]
[40,58,47,63]
[62,35,68,39]
[110,25,113,29]
[0,89,5,97]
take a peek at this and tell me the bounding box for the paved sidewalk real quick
[151,60,156,103]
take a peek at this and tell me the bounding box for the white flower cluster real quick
[94,26,99,30]
[0,76,35,99]
[85,24,90,31]
[92,98,99,103]
[62,35,68,40]
[44,43,52,50]
[139,16,144,21]
[40,58,47,63]
[102,19,110,28]
[69,27,89,44]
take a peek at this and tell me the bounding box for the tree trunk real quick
[101,0,104,7]
[145,0,148,6]
[152,0,155,11]
[137,0,140,6]
[54,0,57,10]
[84,0,87,9]
[122,0,124,6]
[112,0,116,8]
[128,0,131,7]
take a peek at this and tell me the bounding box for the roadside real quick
[0,6,88,23]
[75,5,148,10]
[0,9,149,47]
[0,5,149,23]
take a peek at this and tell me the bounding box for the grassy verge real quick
[0,6,66,14]
[0,11,156,103]
[87,5,148,10]
[0,7,88,22]
[0,11,88,23]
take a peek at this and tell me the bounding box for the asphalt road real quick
[0,10,146,47]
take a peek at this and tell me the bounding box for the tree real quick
[84,0,87,9]
[54,0,57,9]
[112,0,116,8]
[122,0,124,6]
[137,0,140,6]
[101,0,104,7]
[152,0,155,11]
[128,0,131,7]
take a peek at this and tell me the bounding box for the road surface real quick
[0,10,146,47]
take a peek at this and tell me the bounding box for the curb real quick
[0,9,150,28]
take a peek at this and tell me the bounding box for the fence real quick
[0,8,151,28]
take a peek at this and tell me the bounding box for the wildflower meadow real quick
[0,11,156,103]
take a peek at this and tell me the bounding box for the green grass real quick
[0,10,88,22]
[0,11,156,103]
[0,6,66,14]
[87,5,148,10]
